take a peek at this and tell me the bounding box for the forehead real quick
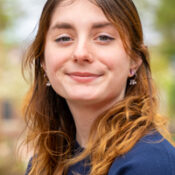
[57,0,97,8]
[50,0,109,27]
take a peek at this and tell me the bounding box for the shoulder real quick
[108,132,175,175]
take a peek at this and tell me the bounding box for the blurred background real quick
[0,0,174,174]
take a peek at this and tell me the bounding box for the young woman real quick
[23,0,175,174]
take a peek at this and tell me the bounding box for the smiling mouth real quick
[66,72,102,83]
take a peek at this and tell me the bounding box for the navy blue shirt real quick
[25,132,175,175]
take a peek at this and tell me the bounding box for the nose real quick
[72,39,93,64]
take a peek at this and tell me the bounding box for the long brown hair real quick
[22,0,173,174]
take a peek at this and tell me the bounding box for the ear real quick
[128,57,142,77]
[41,60,47,72]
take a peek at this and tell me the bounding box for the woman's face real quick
[44,0,139,106]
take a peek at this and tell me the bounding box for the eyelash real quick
[97,35,115,42]
[54,35,115,44]
[55,36,72,42]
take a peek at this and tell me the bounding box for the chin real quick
[65,93,101,102]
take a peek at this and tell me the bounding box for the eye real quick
[55,35,72,43]
[97,35,115,42]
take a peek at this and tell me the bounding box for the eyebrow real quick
[50,22,113,31]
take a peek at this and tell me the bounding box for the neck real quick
[66,99,119,148]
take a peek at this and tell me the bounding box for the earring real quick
[44,73,51,87]
[129,78,137,85]
[129,70,137,85]
[46,81,51,87]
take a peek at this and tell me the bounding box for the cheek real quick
[44,43,71,72]
[95,48,130,71]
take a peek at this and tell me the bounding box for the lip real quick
[67,72,101,77]
[66,72,102,83]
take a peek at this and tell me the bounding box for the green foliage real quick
[169,81,175,115]
[150,48,175,119]
[155,0,175,33]
[154,0,175,117]
[155,0,175,58]
[0,0,21,31]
